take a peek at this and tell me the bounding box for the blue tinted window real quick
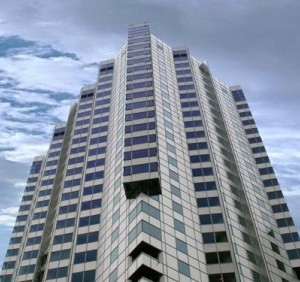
[123,162,158,176]
[90,136,107,145]
[91,125,108,134]
[125,110,155,121]
[248,137,262,144]
[85,171,104,181]
[59,204,77,214]
[186,131,205,139]
[86,159,105,168]
[272,203,289,213]
[267,190,283,200]
[68,156,84,165]
[77,232,99,245]
[126,100,154,110]
[124,148,157,160]
[124,134,156,146]
[74,250,97,264]
[53,233,73,245]
[61,191,79,201]
[190,154,210,163]
[126,90,153,100]
[81,199,102,210]
[181,101,198,107]
[92,116,109,124]
[56,218,75,229]
[188,142,208,150]
[197,197,220,207]
[19,265,35,275]
[255,156,270,164]
[200,213,224,225]
[125,122,155,133]
[30,223,44,232]
[79,215,100,227]
[66,167,83,176]
[36,199,50,208]
[83,185,103,195]
[127,57,151,65]
[263,178,279,187]
[184,120,203,127]
[126,81,152,90]
[70,146,86,154]
[231,89,246,102]
[26,236,42,246]
[182,110,201,117]
[72,270,96,282]
[242,119,255,125]
[192,168,213,176]
[94,107,110,115]
[38,189,52,197]
[259,167,274,175]
[47,267,68,279]
[252,146,266,153]
[276,217,294,227]
[41,179,54,186]
[88,147,106,156]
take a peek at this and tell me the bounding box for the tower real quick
[1,23,299,282]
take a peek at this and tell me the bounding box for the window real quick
[281,232,300,243]
[276,260,286,272]
[59,204,77,214]
[129,201,160,223]
[50,249,71,261]
[272,203,289,213]
[36,199,50,208]
[19,265,35,275]
[128,220,161,244]
[176,238,188,254]
[194,181,216,191]
[192,168,213,177]
[86,159,105,168]
[32,211,47,220]
[72,270,96,282]
[263,178,279,187]
[6,248,19,257]
[190,154,210,163]
[85,171,104,181]
[2,261,15,270]
[206,251,232,264]
[184,120,203,128]
[125,121,155,133]
[110,247,118,263]
[124,134,156,146]
[26,236,41,246]
[56,218,75,229]
[9,237,22,245]
[123,162,158,176]
[53,233,73,245]
[83,184,103,195]
[88,147,106,156]
[38,189,52,197]
[188,142,208,150]
[16,215,28,222]
[29,223,44,232]
[22,250,38,260]
[267,190,283,200]
[77,232,99,245]
[255,156,270,164]
[172,201,183,215]
[124,148,157,160]
[61,191,79,201]
[125,110,155,121]
[47,267,68,279]
[202,231,227,244]
[81,199,102,210]
[200,213,224,225]
[174,219,185,234]
[79,215,100,227]
[209,273,236,282]
[63,178,81,188]
[276,217,294,227]
[287,249,300,260]
[178,260,190,277]
[74,250,97,264]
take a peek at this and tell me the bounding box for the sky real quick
[0,0,300,268]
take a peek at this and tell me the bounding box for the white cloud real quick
[0,207,18,227]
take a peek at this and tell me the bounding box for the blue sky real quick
[0,0,300,268]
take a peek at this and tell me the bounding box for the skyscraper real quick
[1,22,300,281]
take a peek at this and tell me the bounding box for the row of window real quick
[124,162,158,176]
[124,134,156,146]
[125,110,155,121]
[129,201,160,223]
[124,148,157,160]
[126,99,154,110]
[125,122,155,133]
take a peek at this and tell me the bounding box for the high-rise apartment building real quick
[1,23,300,282]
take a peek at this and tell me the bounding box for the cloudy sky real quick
[0,0,299,267]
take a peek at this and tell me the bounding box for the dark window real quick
[272,203,289,213]
[186,131,205,138]
[61,190,79,201]
[72,270,96,282]
[276,217,294,227]
[9,237,22,245]
[184,120,203,128]
[206,251,232,264]
[6,249,19,257]
[124,148,157,160]
[50,249,71,261]
[267,190,283,200]
[263,178,279,187]
[47,267,68,279]
[85,171,104,181]
[252,146,266,153]
[86,159,105,168]
[125,122,155,133]
[124,162,158,176]
[202,231,228,244]
[74,250,97,264]
[182,110,201,117]
[125,110,155,121]
[255,156,270,164]
[56,218,75,229]
[281,232,300,243]
[124,134,156,146]
[192,167,213,176]
[68,156,85,165]
[2,261,15,270]
[197,197,220,207]
[22,250,38,260]
[36,199,50,208]
[59,204,77,214]
[88,147,106,156]
[38,189,52,197]
[248,137,262,144]
[26,236,42,246]
[188,142,208,150]
[79,215,100,227]
[287,249,300,260]
[81,199,102,210]
[259,167,274,175]
[200,213,224,225]
[77,232,99,245]
[29,223,44,232]
[194,181,216,191]
[19,265,35,275]
[53,233,73,245]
